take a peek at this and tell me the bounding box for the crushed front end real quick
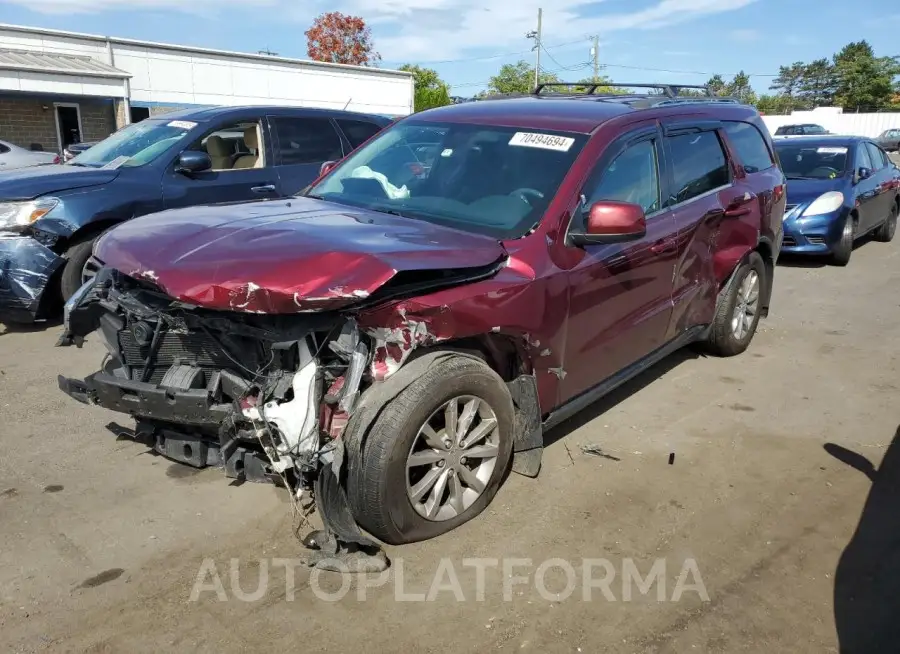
[58,267,384,568]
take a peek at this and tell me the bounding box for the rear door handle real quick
[724,191,756,218]
[251,184,276,193]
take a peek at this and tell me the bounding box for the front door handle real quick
[650,238,676,255]
[251,184,276,194]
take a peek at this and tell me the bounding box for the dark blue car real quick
[775,136,900,265]
[0,106,391,323]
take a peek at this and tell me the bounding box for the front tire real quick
[703,252,766,357]
[874,201,898,243]
[347,354,515,545]
[59,238,96,301]
[831,215,855,266]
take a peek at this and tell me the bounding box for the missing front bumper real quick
[58,371,233,425]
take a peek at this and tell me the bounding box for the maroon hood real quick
[94,197,508,313]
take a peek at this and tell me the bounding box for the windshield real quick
[70,118,197,168]
[774,143,849,179]
[305,120,587,239]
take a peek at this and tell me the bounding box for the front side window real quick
[70,119,196,168]
[865,142,888,169]
[723,121,774,174]
[191,121,264,171]
[306,121,588,239]
[774,143,849,179]
[585,139,660,214]
[855,143,873,171]
[271,117,343,166]
[666,131,730,204]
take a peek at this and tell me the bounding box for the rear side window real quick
[270,117,343,165]
[666,131,730,204]
[337,119,383,149]
[0,143,9,154]
[723,121,774,174]
[865,142,887,169]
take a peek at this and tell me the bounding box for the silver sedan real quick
[0,140,59,170]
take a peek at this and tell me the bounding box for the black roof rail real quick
[533,81,720,98]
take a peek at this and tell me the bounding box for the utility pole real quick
[526,8,543,90]
[592,35,600,83]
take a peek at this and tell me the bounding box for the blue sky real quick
[1,0,898,96]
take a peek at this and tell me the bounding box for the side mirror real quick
[319,160,340,176]
[855,167,872,183]
[175,151,211,175]
[570,201,647,246]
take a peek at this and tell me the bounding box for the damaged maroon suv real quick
[57,83,784,559]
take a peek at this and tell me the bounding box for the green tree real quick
[706,74,727,96]
[726,71,757,104]
[832,41,900,111]
[770,62,807,99]
[398,64,451,112]
[756,94,795,115]
[570,76,627,94]
[485,60,559,95]
[798,58,837,108]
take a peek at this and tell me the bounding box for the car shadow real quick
[826,428,900,653]
[0,317,62,337]
[776,253,829,269]
[542,347,701,448]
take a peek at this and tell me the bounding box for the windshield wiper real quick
[785,175,818,180]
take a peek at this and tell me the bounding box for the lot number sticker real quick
[509,132,574,152]
[817,147,847,154]
[167,120,198,130]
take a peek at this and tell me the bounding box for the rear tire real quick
[874,201,898,243]
[830,215,855,266]
[347,354,514,545]
[59,238,96,301]
[703,252,765,358]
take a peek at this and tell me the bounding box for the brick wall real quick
[113,102,191,129]
[0,96,58,152]
[0,95,116,153]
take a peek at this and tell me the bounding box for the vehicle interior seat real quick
[233,126,260,169]
[205,135,233,170]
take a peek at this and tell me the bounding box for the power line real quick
[380,37,590,66]
[599,62,779,78]
[450,61,592,89]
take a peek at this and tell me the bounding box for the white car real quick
[0,140,59,171]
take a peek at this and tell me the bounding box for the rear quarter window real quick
[723,121,775,174]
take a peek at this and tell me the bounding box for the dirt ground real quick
[2,220,900,652]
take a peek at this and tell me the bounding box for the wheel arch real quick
[755,237,776,318]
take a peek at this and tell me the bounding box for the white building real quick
[0,23,413,154]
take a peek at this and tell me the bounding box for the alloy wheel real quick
[406,395,501,522]
[81,256,100,286]
[731,270,759,341]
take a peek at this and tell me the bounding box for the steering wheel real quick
[509,188,545,205]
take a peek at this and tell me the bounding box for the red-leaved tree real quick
[305,12,381,66]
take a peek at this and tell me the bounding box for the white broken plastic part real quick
[243,339,319,456]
